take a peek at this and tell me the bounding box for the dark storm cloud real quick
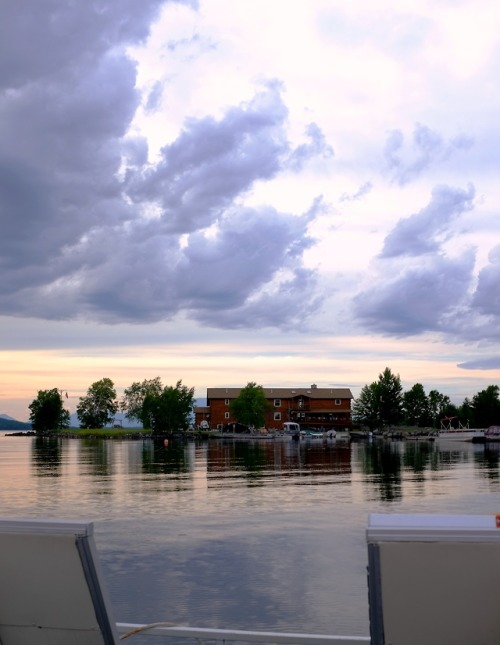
[380,184,475,258]
[0,3,325,329]
[384,123,473,185]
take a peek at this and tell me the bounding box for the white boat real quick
[437,429,485,441]
[437,416,484,441]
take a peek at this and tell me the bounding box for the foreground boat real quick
[3,514,500,644]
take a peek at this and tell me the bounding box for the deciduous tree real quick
[121,377,163,428]
[143,380,195,435]
[230,382,269,429]
[29,388,70,434]
[77,378,118,429]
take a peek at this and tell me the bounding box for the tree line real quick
[28,370,500,435]
[28,377,195,435]
[353,367,500,430]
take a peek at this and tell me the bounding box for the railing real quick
[117,623,371,644]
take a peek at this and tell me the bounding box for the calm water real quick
[1,434,500,642]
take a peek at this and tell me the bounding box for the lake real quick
[1,434,499,642]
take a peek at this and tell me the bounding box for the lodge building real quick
[194,384,353,432]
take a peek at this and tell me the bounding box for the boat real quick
[482,425,500,442]
[348,430,372,441]
[437,417,484,442]
[300,428,336,439]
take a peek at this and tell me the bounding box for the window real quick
[274,399,281,407]
[224,412,230,419]
[274,412,281,421]
[225,398,230,405]
[335,399,341,405]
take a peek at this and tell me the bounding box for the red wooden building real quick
[195,384,353,432]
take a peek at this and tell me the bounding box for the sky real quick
[1,0,500,420]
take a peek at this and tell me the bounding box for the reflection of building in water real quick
[196,384,353,432]
[205,440,352,478]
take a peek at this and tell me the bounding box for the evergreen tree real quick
[403,383,429,426]
[472,385,500,428]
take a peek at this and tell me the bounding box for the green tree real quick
[76,378,118,429]
[121,377,163,428]
[29,388,70,434]
[352,382,380,430]
[428,389,445,428]
[352,368,403,430]
[377,367,403,427]
[403,383,429,427]
[459,397,475,428]
[472,385,500,428]
[143,380,195,435]
[230,382,269,429]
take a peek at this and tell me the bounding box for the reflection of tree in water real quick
[234,442,267,481]
[403,441,435,474]
[31,437,62,477]
[79,439,113,477]
[141,439,189,474]
[361,442,403,502]
[474,444,500,480]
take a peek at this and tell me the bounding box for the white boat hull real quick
[437,429,485,441]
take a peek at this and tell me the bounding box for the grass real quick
[57,427,151,438]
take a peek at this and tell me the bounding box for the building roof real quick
[207,386,353,400]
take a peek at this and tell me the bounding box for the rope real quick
[120,622,178,640]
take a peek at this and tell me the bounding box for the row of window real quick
[224,398,343,406]
[223,412,348,421]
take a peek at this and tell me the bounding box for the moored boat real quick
[437,428,485,442]
[482,425,500,442]
[438,416,484,442]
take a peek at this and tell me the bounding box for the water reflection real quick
[141,439,189,474]
[31,437,63,476]
[25,436,500,502]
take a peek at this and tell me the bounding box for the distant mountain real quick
[69,412,140,428]
[0,416,31,430]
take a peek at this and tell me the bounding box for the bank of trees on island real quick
[353,367,500,431]
[29,377,194,435]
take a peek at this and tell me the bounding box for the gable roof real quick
[207,387,353,400]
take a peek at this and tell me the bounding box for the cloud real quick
[286,123,334,172]
[339,182,373,202]
[352,184,478,337]
[384,123,474,185]
[472,245,500,317]
[0,1,324,332]
[380,184,475,258]
[126,82,290,234]
[353,251,476,336]
[458,357,500,370]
